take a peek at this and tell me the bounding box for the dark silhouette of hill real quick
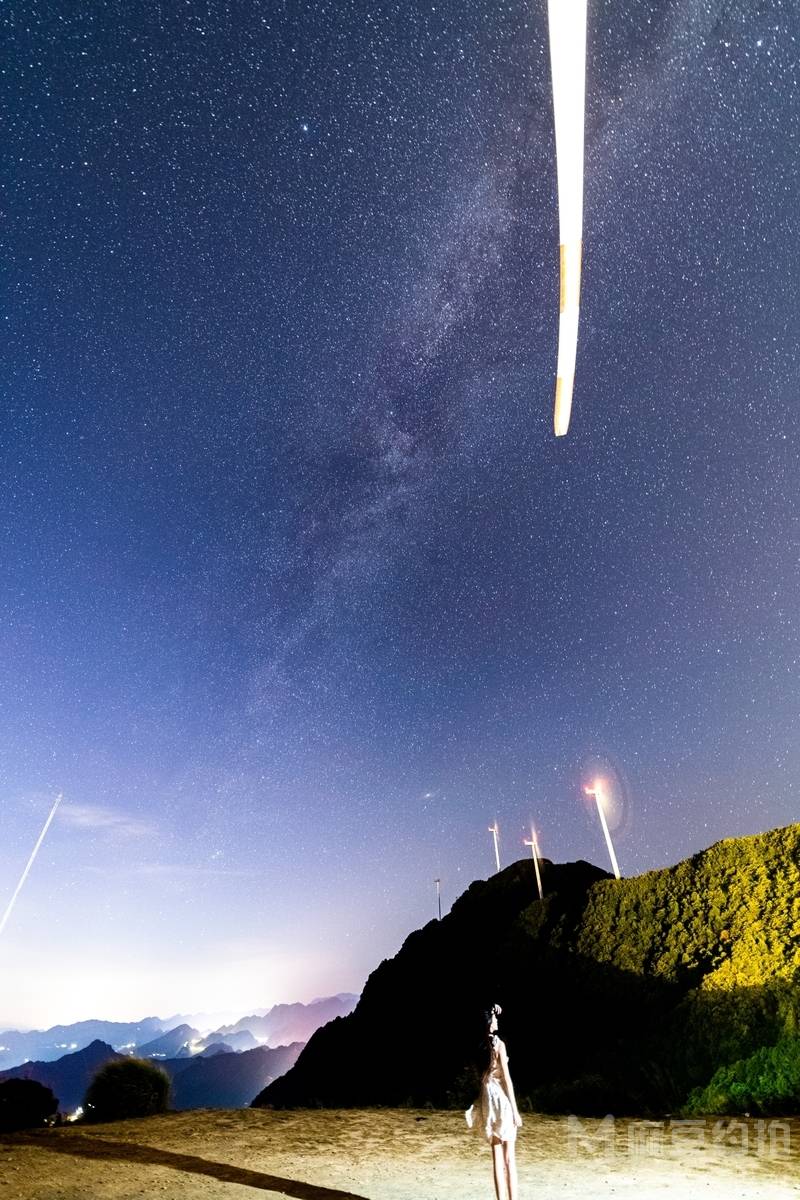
[162,1042,304,1109]
[0,1019,164,1070]
[0,1040,123,1112]
[254,824,800,1114]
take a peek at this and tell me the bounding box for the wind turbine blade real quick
[548,0,588,436]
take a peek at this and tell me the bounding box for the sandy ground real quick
[1,1108,798,1200]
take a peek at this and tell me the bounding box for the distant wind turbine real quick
[523,825,545,900]
[488,822,501,874]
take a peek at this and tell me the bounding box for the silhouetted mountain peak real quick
[255,825,800,1114]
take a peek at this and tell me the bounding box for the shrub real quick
[0,1079,59,1131]
[684,1037,800,1116]
[83,1058,170,1123]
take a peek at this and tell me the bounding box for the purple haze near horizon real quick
[2,0,799,1028]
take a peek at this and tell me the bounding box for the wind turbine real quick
[523,825,545,900]
[585,780,621,879]
[488,822,501,874]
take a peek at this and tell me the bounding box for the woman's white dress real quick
[478,1034,517,1143]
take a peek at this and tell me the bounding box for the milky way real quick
[2,0,799,1026]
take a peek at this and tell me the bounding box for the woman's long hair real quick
[478,1003,502,1073]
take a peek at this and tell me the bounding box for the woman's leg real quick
[490,1138,508,1200]
[502,1138,518,1200]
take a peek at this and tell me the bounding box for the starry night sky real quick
[2,0,799,1029]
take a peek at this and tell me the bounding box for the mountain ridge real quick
[0,994,358,1072]
[0,1040,125,1112]
[0,1038,305,1112]
[254,824,800,1114]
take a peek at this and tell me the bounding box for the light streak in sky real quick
[547,0,588,436]
[0,793,63,938]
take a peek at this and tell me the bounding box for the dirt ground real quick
[1,1108,798,1200]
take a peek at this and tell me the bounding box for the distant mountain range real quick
[167,1042,303,1109]
[0,1019,163,1070]
[254,825,800,1115]
[136,1024,202,1059]
[0,1038,304,1112]
[0,995,358,1072]
[215,995,360,1048]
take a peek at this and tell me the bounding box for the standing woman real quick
[468,1003,522,1200]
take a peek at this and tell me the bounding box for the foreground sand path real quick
[1,1108,798,1199]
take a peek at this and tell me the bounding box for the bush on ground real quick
[0,1078,59,1131]
[83,1058,170,1123]
[684,1037,800,1116]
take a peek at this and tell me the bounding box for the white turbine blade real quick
[548,0,587,437]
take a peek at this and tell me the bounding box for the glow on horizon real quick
[0,945,363,1032]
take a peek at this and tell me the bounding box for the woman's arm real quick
[498,1040,522,1126]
